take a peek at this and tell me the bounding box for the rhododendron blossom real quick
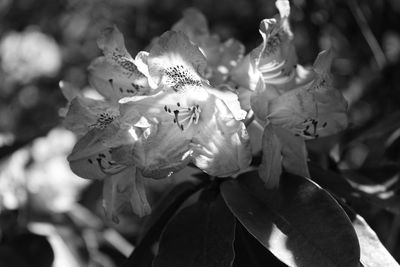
[227,0,348,187]
[53,1,398,266]
[62,0,348,220]
[119,31,251,179]
[63,27,251,220]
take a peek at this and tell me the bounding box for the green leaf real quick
[152,187,236,267]
[221,171,360,267]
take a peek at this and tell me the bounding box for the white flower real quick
[172,8,245,86]
[119,31,252,178]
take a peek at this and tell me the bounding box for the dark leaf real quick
[138,178,205,243]
[339,201,400,267]
[123,176,208,267]
[233,221,287,267]
[152,187,236,267]
[221,171,360,267]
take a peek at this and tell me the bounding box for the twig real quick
[348,0,387,70]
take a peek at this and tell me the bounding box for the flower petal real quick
[267,50,348,138]
[274,126,310,177]
[120,89,207,126]
[259,123,282,188]
[251,0,298,91]
[207,85,247,120]
[59,80,81,102]
[247,119,264,155]
[250,80,279,121]
[147,31,208,91]
[63,96,119,138]
[135,51,156,86]
[230,54,261,90]
[229,55,262,111]
[134,123,193,179]
[171,8,210,44]
[68,126,126,180]
[88,57,150,103]
[102,166,151,222]
[275,0,291,19]
[120,90,206,178]
[88,26,150,102]
[97,25,132,61]
[191,96,251,177]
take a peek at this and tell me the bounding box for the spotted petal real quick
[147,31,208,91]
[67,126,127,180]
[63,96,119,138]
[267,50,348,138]
[88,26,150,102]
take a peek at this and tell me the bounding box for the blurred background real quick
[1,0,400,266]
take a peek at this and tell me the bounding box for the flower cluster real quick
[62,0,348,221]
[228,0,348,187]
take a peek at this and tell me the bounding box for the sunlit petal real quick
[147,31,208,91]
[191,96,251,177]
[88,26,151,102]
[88,57,150,102]
[206,85,247,120]
[120,89,209,178]
[251,0,298,91]
[230,54,261,91]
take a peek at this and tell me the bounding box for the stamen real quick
[88,151,126,175]
[295,118,328,139]
[164,103,201,131]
